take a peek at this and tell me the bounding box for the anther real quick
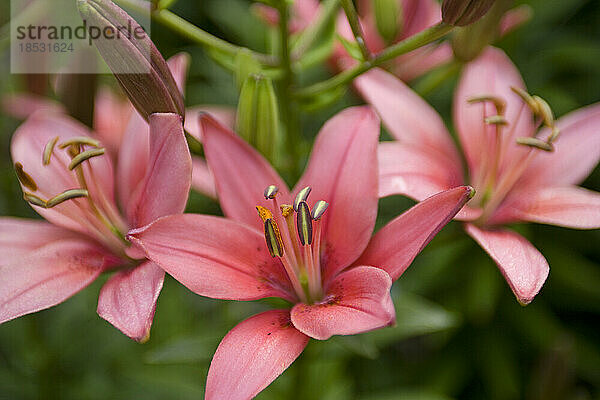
[58,137,101,149]
[23,192,47,208]
[511,86,539,113]
[296,201,313,245]
[516,137,554,152]
[264,185,279,199]
[294,186,312,211]
[14,162,38,192]
[256,205,273,222]
[468,95,506,115]
[532,95,554,128]
[311,200,329,220]
[43,136,59,166]
[484,115,508,125]
[548,126,560,144]
[46,189,89,208]
[280,204,294,218]
[68,148,106,170]
[264,219,284,257]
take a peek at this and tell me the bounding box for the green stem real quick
[340,0,371,60]
[291,0,341,60]
[295,21,454,99]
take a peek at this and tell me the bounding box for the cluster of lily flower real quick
[1,0,599,399]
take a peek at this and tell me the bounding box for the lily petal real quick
[465,223,549,305]
[1,93,65,120]
[128,214,295,302]
[506,186,600,229]
[201,113,291,231]
[205,310,309,400]
[356,186,473,280]
[94,87,133,154]
[294,106,380,281]
[378,142,464,200]
[291,266,394,340]
[97,261,164,342]
[184,106,236,142]
[192,157,217,199]
[167,53,191,96]
[127,113,192,228]
[0,239,116,324]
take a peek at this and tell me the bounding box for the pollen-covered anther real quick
[280,204,294,218]
[264,185,279,199]
[68,148,106,170]
[484,115,508,126]
[293,186,312,211]
[516,137,554,152]
[23,192,47,208]
[256,205,274,222]
[511,86,539,114]
[14,162,38,192]
[296,201,313,246]
[468,94,506,115]
[58,136,101,149]
[46,189,89,208]
[532,95,554,128]
[43,136,59,166]
[264,219,284,258]
[311,200,329,221]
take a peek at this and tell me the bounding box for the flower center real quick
[15,136,128,255]
[468,88,561,225]
[257,185,329,304]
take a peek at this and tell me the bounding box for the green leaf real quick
[336,34,364,61]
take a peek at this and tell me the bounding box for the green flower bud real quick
[442,0,496,27]
[77,0,184,120]
[236,74,281,164]
[373,0,402,44]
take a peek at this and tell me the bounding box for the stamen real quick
[68,145,81,158]
[516,137,554,152]
[280,204,294,217]
[264,219,284,258]
[532,95,554,128]
[14,162,38,192]
[68,148,106,170]
[43,136,59,166]
[294,186,312,211]
[468,95,506,115]
[58,137,101,149]
[511,86,539,113]
[256,205,274,222]
[296,201,313,246]
[548,126,561,143]
[23,192,47,208]
[46,189,89,208]
[484,115,508,125]
[311,200,329,220]
[263,185,279,199]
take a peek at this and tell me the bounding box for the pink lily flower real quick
[355,47,600,304]
[0,110,192,341]
[128,106,473,399]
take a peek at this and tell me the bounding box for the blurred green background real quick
[1,0,599,399]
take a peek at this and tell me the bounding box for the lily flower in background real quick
[129,106,473,399]
[0,111,192,341]
[355,47,600,304]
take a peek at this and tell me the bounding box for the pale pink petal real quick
[206,310,309,400]
[0,239,118,324]
[378,142,464,200]
[253,0,320,32]
[97,261,164,342]
[184,105,236,142]
[392,43,453,82]
[200,114,291,231]
[291,266,394,340]
[191,157,217,199]
[521,102,600,187]
[0,217,79,264]
[503,186,600,229]
[464,223,549,305]
[454,47,533,180]
[94,87,133,154]
[167,53,191,96]
[127,113,192,228]
[355,68,462,169]
[117,111,150,213]
[356,186,473,280]
[128,214,295,302]
[499,5,532,36]
[1,93,65,120]
[294,107,380,280]
[11,112,116,236]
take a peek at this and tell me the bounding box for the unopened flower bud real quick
[442,0,496,26]
[234,49,262,90]
[77,0,184,120]
[373,0,401,44]
[236,74,281,164]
